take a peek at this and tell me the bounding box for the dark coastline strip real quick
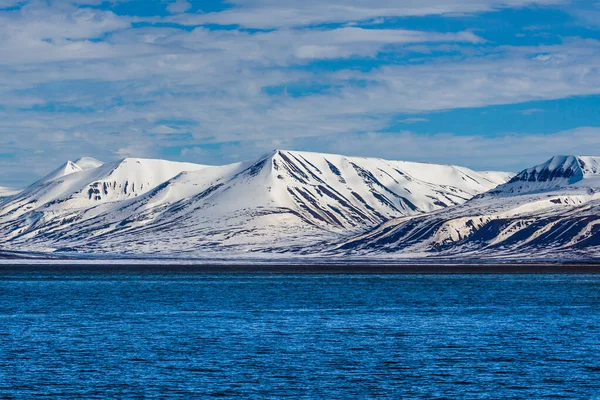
[2,263,600,274]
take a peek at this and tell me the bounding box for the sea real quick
[1,269,600,398]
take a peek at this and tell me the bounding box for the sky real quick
[1,0,600,187]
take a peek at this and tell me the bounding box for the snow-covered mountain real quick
[339,155,600,259]
[0,150,510,256]
[489,156,600,195]
[0,157,207,224]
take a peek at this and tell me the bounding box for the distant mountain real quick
[0,158,207,224]
[489,156,600,195]
[0,150,510,256]
[338,155,600,260]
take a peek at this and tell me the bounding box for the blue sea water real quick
[1,271,600,398]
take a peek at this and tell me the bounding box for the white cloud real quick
[569,2,600,27]
[3,4,129,40]
[291,27,483,60]
[0,0,22,7]
[2,35,600,185]
[166,0,191,14]
[0,21,481,66]
[116,144,152,158]
[0,0,598,186]
[294,39,600,114]
[397,118,429,124]
[0,4,132,64]
[520,108,545,115]
[169,0,569,28]
[148,125,182,134]
[290,127,600,173]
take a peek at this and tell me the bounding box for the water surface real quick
[1,271,600,398]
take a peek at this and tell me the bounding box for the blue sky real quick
[1,0,600,187]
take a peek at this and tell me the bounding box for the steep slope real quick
[40,160,83,182]
[0,150,511,255]
[0,161,85,218]
[339,155,600,259]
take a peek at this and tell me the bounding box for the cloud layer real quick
[171,0,569,28]
[0,0,598,186]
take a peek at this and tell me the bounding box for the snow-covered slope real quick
[41,160,83,182]
[0,158,207,224]
[0,150,510,255]
[489,156,600,195]
[478,171,516,185]
[339,155,600,259]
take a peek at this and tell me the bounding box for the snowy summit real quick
[0,150,511,258]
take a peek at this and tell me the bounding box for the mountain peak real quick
[513,155,600,183]
[0,150,513,255]
[40,160,83,183]
[488,155,600,196]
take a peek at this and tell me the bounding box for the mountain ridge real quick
[338,155,600,259]
[487,155,600,196]
[0,150,511,256]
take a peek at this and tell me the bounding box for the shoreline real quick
[2,262,600,274]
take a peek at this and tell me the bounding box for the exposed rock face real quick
[338,156,600,260]
[0,150,510,256]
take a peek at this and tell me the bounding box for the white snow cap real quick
[521,155,600,178]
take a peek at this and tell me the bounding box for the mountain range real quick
[339,156,600,260]
[1,151,599,260]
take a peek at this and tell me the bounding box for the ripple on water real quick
[1,272,600,398]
